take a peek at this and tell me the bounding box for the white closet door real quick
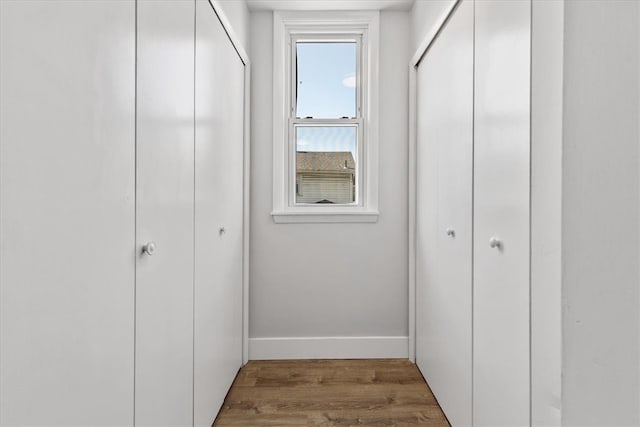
[193,0,245,424]
[415,1,474,426]
[135,1,195,425]
[473,1,531,425]
[0,1,135,425]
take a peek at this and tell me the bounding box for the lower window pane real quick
[295,126,357,205]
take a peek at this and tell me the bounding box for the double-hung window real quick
[272,11,379,223]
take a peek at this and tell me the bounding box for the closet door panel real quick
[416,1,473,426]
[473,1,531,425]
[0,1,135,425]
[194,0,245,424]
[415,55,439,401]
[135,1,195,425]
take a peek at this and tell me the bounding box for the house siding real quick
[297,172,354,204]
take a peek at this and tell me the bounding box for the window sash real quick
[288,119,363,207]
[289,34,363,120]
[288,33,364,208]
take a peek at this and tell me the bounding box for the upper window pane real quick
[295,41,357,119]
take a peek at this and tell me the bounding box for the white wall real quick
[410,0,456,54]
[562,1,640,425]
[249,10,410,357]
[215,0,250,53]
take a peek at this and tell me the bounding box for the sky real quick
[296,126,357,156]
[295,42,357,157]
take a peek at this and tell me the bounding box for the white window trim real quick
[271,10,380,224]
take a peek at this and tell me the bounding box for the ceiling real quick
[246,0,416,12]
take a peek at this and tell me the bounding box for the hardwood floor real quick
[213,359,450,426]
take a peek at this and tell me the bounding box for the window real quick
[294,39,359,205]
[272,11,379,223]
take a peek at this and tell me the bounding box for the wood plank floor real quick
[213,359,450,426]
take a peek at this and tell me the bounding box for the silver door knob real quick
[489,237,502,249]
[142,241,156,255]
[446,228,455,238]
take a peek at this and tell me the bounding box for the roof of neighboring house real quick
[296,151,356,173]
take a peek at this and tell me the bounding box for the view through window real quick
[293,40,360,205]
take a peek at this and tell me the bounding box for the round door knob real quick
[142,241,156,255]
[489,237,502,249]
[219,227,226,235]
[446,227,455,238]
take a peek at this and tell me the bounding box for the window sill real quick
[271,209,379,224]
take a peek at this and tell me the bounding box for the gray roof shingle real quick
[296,151,355,173]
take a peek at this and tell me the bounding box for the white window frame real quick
[272,11,380,223]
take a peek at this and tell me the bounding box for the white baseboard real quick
[248,336,409,360]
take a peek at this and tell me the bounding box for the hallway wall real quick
[562,1,640,424]
[215,0,250,54]
[410,0,456,54]
[248,10,410,357]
